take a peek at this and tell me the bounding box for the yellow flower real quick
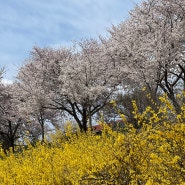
[142,87,146,91]
[146,178,153,185]
[171,156,180,164]
[176,94,181,99]
[110,100,116,107]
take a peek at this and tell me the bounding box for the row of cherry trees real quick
[0,0,184,151]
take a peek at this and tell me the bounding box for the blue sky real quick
[0,0,142,82]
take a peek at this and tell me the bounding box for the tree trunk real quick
[41,122,45,142]
[88,106,92,131]
[82,107,88,132]
[2,136,15,154]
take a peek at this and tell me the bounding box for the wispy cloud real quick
[0,0,142,80]
[2,78,13,85]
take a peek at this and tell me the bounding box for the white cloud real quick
[2,78,13,85]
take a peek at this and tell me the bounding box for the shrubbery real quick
[0,94,185,185]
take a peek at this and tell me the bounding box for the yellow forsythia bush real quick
[0,95,185,185]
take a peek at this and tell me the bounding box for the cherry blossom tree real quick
[16,53,63,141]
[108,0,185,113]
[56,39,127,131]
[0,84,25,153]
